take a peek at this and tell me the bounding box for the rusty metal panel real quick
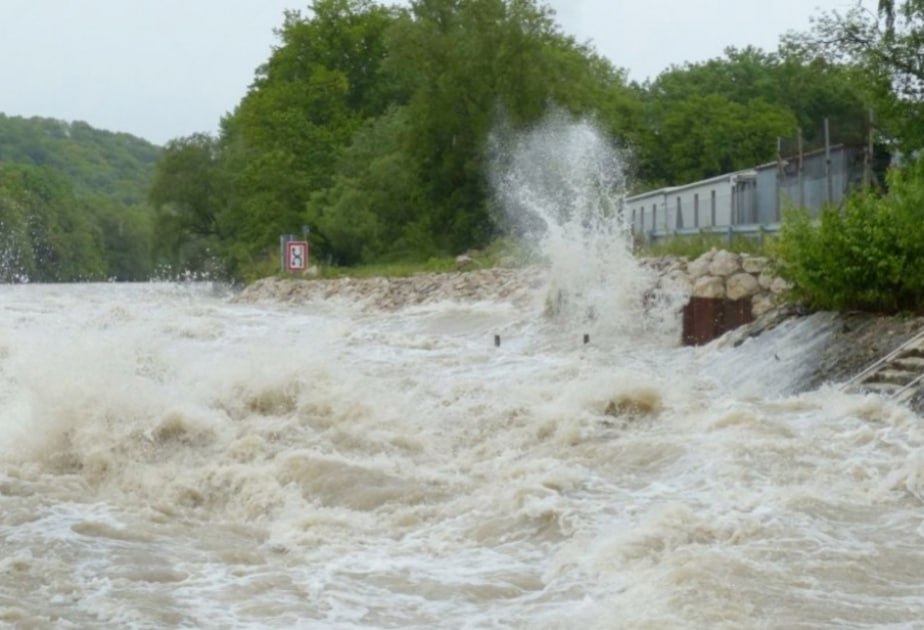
[683,297,719,346]
[682,297,753,346]
[722,298,754,333]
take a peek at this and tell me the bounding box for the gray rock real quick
[726,272,761,300]
[742,256,769,274]
[686,257,711,280]
[758,271,774,290]
[692,275,726,299]
[708,250,741,277]
[662,270,693,295]
[751,293,776,318]
[770,277,793,295]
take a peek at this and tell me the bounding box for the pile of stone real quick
[235,266,542,310]
[644,249,791,319]
[236,249,792,321]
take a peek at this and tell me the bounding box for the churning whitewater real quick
[2,118,924,629]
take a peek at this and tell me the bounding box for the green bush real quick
[774,158,924,312]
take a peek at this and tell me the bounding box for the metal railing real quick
[643,222,781,247]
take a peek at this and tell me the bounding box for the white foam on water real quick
[489,110,676,349]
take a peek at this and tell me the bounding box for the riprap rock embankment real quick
[236,249,790,319]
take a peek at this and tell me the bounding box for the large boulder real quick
[742,256,770,274]
[708,250,742,277]
[758,271,774,290]
[726,272,761,300]
[661,269,693,295]
[770,277,793,295]
[751,293,776,318]
[692,275,726,299]
[686,255,711,280]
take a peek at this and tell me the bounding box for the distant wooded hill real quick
[0,114,160,205]
[0,114,161,281]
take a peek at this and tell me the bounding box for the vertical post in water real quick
[583,334,590,345]
[494,335,501,348]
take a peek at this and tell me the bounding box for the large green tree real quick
[152,0,643,271]
[634,46,870,186]
[149,133,225,274]
[784,0,924,151]
[217,0,398,271]
[308,0,639,263]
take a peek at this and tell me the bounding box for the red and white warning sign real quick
[285,241,309,272]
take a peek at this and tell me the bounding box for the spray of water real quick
[489,110,670,342]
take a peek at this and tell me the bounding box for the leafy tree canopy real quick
[146,0,902,278]
[0,114,160,205]
[0,114,158,281]
[783,0,924,151]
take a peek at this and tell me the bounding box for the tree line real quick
[774,0,924,313]
[3,0,921,282]
[0,115,159,281]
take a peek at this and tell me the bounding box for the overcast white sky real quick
[0,0,871,146]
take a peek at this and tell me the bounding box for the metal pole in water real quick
[494,335,501,348]
[583,334,590,345]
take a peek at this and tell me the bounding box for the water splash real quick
[489,110,665,341]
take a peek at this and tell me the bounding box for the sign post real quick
[284,239,309,273]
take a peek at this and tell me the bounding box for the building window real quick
[652,203,657,231]
[676,197,683,229]
[694,193,700,227]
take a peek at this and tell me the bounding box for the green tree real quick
[785,0,924,151]
[0,114,160,205]
[648,94,796,184]
[199,0,639,271]
[215,0,398,271]
[306,106,427,265]
[634,47,869,186]
[149,133,226,274]
[775,156,924,312]
[89,196,154,280]
[0,164,106,281]
[357,0,634,255]
[0,114,159,281]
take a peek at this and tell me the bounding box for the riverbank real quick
[235,266,542,311]
[235,251,924,406]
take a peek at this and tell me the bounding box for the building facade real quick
[625,145,866,240]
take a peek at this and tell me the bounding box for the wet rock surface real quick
[718,304,924,407]
[802,312,924,390]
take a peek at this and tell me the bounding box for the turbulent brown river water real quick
[2,277,923,629]
[3,116,924,628]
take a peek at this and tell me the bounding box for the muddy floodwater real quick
[1,278,923,629]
